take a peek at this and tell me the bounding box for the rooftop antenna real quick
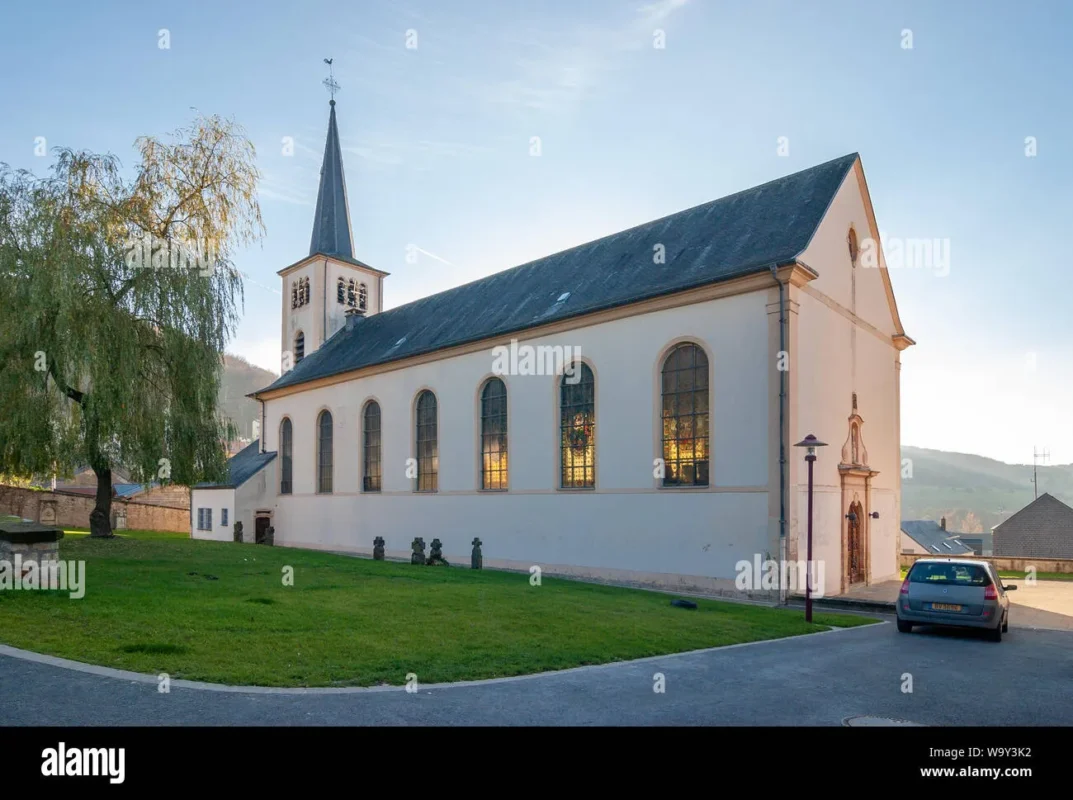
[1032,446,1049,500]
[323,58,340,104]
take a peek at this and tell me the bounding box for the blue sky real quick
[1,0,1071,465]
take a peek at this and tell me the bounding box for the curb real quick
[787,595,895,615]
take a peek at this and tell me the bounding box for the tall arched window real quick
[317,410,333,493]
[358,283,368,312]
[337,277,346,304]
[660,343,709,486]
[560,363,595,488]
[301,277,310,305]
[415,390,438,492]
[291,282,298,309]
[363,401,381,492]
[480,378,508,490]
[294,331,305,363]
[279,418,293,494]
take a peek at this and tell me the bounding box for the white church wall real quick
[797,162,899,340]
[259,290,773,584]
[791,169,905,590]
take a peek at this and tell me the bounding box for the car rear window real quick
[909,562,992,586]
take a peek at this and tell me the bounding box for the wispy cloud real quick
[341,137,491,169]
[476,0,692,114]
[410,245,455,267]
[258,177,313,207]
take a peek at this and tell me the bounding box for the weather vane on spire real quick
[323,58,340,103]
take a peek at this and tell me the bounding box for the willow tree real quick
[0,115,263,536]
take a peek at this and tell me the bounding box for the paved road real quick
[848,578,1073,632]
[1,619,1070,726]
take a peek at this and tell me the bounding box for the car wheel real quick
[988,622,1003,642]
[896,618,913,633]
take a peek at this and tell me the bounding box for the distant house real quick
[957,531,993,557]
[901,518,975,556]
[993,493,1073,559]
[190,440,276,544]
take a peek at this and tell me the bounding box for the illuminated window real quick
[480,378,508,490]
[560,363,595,488]
[661,343,709,486]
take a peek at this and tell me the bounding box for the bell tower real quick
[278,60,389,372]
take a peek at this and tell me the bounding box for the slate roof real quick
[308,100,355,260]
[901,520,975,555]
[993,493,1073,559]
[193,440,276,489]
[257,153,859,396]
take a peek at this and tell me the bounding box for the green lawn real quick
[0,530,877,687]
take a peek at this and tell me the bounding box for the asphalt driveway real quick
[1,619,1070,726]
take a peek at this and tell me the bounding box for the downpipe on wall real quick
[771,264,789,606]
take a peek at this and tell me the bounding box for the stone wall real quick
[0,485,188,533]
[900,552,1073,575]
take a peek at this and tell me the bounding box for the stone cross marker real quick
[373,536,385,560]
[427,538,448,566]
[411,537,425,565]
[471,538,483,570]
[233,521,243,543]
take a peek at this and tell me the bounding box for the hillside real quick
[901,446,1073,532]
[219,354,277,441]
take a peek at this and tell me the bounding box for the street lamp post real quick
[794,434,828,623]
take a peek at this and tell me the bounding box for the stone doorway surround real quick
[254,514,271,545]
[838,395,879,595]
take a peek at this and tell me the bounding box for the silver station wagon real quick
[897,558,1016,642]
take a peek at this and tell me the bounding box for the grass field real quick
[0,530,877,687]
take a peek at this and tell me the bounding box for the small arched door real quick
[848,500,866,585]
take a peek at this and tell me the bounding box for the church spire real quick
[309,59,354,259]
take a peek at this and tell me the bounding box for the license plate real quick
[931,603,962,611]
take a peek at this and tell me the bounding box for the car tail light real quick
[900,577,910,595]
[984,584,997,600]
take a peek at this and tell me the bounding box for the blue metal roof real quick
[258,152,859,396]
[193,440,276,488]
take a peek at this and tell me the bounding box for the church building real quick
[191,97,915,599]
